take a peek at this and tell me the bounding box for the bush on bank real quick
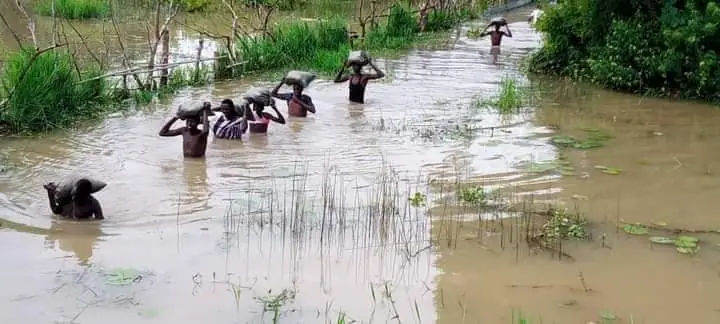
[529,0,720,102]
[0,49,109,133]
[236,3,483,75]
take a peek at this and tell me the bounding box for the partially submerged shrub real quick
[35,0,109,19]
[0,48,108,133]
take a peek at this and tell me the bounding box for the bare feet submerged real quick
[159,102,211,158]
[44,180,104,220]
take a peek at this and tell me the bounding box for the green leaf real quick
[623,224,648,235]
[649,236,674,244]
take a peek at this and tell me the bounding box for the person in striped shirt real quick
[212,99,248,140]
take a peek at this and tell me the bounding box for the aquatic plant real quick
[550,128,613,149]
[0,48,109,133]
[35,0,109,19]
[541,208,589,242]
[475,76,530,114]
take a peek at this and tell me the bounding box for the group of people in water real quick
[42,5,539,221]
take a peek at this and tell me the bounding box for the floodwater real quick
[2,4,720,324]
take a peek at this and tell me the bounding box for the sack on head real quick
[283,70,316,89]
[347,51,370,66]
[242,88,273,106]
[177,103,210,120]
[54,175,107,202]
[489,16,507,27]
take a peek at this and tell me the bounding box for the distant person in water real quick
[43,179,104,220]
[244,100,286,134]
[333,59,385,104]
[213,99,248,140]
[480,23,512,64]
[158,102,210,158]
[528,4,544,26]
[271,81,316,118]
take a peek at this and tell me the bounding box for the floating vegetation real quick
[516,158,576,176]
[674,236,699,255]
[255,288,297,323]
[104,268,143,286]
[594,165,623,175]
[409,192,426,207]
[622,224,649,235]
[458,186,488,205]
[648,236,674,244]
[550,128,613,150]
[541,208,589,241]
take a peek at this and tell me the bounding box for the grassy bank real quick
[236,3,483,76]
[35,0,110,19]
[529,0,720,103]
[0,48,110,133]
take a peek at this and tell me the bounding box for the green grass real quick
[235,4,482,76]
[0,48,109,133]
[474,76,528,114]
[35,0,109,19]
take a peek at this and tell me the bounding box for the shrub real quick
[0,49,108,133]
[35,0,109,19]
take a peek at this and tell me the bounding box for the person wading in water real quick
[212,99,248,140]
[158,102,211,158]
[480,23,512,64]
[244,100,286,134]
[333,59,385,104]
[43,179,104,220]
[271,81,316,118]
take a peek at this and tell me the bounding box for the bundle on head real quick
[55,175,107,203]
[489,16,507,27]
[242,88,273,106]
[347,50,370,67]
[177,103,211,120]
[283,70,316,89]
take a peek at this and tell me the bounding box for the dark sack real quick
[489,16,507,27]
[177,103,210,119]
[283,70,316,89]
[242,88,273,106]
[347,51,370,66]
[54,175,107,202]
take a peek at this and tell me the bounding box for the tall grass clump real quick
[365,4,418,49]
[236,18,349,75]
[0,49,108,133]
[495,76,523,112]
[35,0,109,19]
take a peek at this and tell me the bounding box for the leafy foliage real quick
[529,0,720,102]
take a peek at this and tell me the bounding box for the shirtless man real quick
[481,23,512,64]
[159,102,210,158]
[271,81,316,118]
[44,179,104,220]
[333,59,385,104]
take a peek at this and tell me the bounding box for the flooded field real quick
[3,4,720,324]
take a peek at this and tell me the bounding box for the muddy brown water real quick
[2,5,720,324]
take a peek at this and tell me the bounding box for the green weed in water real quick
[550,128,613,149]
[475,76,529,114]
[0,48,109,133]
[409,192,426,207]
[458,186,487,205]
[35,0,109,19]
[542,208,589,241]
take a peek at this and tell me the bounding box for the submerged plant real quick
[550,128,613,149]
[35,0,110,19]
[409,192,426,207]
[458,186,487,205]
[542,208,589,241]
[255,288,297,324]
[475,76,530,114]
